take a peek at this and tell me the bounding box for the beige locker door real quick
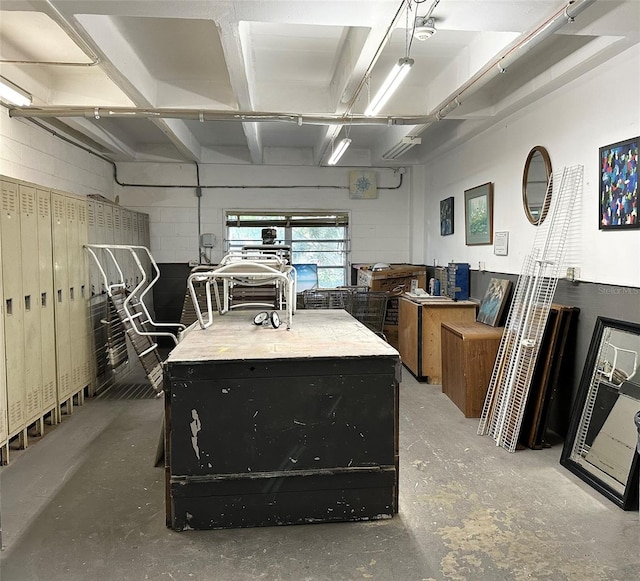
[1,180,26,433]
[121,209,134,287]
[76,198,92,386]
[104,204,116,287]
[65,196,83,393]
[37,189,57,413]
[51,192,72,401]
[94,202,107,293]
[19,185,43,424]
[0,215,8,446]
[87,199,100,296]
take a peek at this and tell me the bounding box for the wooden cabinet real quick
[441,321,503,417]
[398,296,476,384]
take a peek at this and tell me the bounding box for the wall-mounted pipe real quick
[10,106,431,126]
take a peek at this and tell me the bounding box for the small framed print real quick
[440,197,454,236]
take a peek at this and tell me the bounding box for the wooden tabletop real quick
[168,309,399,363]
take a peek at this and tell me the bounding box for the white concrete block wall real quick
[0,109,114,198]
[116,165,412,266]
[420,43,640,288]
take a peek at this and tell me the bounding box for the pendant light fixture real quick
[0,76,32,107]
[364,57,414,117]
[327,137,352,165]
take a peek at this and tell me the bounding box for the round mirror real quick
[522,146,552,225]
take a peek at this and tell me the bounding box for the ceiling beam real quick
[218,19,263,164]
[35,0,203,162]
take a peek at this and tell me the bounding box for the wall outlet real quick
[566,266,580,281]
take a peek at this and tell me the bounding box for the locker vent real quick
[78,203,86,223]
[53,198,64,220]
[113,209,121,229]
[67,200,77,222]
[21,189,35,215]
[123,212,131,231]
[105,209,113,228]
[2,189,17,213]
[44,380,56,405]
[38,194,50,217]
[97,204,105,227]
[87,202,95,226]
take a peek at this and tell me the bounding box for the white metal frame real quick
[478,165,584,452]
[187,251,297,330]
[85,244,185,345]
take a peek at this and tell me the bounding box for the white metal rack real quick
[85,244,185,392]
[478,165,584,452]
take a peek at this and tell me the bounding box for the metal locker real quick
[37,188,57,415]
[104,204,117,287]
[122,209,134,287]
[51,192,73,402]
[1,180,26,434]
[76,197,93,387]
[65,195,84,394]
[19,184,43,425]
[0,217,9,457]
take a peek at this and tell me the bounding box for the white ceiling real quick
[1,0,638,166]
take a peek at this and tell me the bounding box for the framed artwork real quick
[440,197,454,236]
[599,136,638,230]
[476,278,512,327]
[561,317,640,510]
[464,182,493,245]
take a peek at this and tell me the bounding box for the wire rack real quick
[478,165,584,452]
[302,288,388,337]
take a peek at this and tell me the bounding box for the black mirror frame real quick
[522,146,552,225]
[560,316,640,510]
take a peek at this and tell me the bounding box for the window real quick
[225,211,349,287]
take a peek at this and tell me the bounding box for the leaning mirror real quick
[522,146,552,225]
[561,317,640,510]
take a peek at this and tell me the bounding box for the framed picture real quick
[599,136,639,230]
[476,278,512,327]
[561,317,640,510]
[440,196,454,236]
[464,182,493,245]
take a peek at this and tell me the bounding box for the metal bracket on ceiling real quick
[297,116,303,126]
[564,5,575,23]
[94,107,100,120]
[199,112,204,123]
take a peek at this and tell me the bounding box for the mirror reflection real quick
[562,318,640,509]
[522,146,552,225]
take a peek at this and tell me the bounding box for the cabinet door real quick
[0,207,8,446]
[52,192,72,400]
[398,298,419,376]
[76,198,92,386]
[1,180,25,432]
[20,184,43,424]
[37,189,57,412]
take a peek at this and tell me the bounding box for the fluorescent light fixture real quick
[0,76,32,107]
[327,137,352,165]
[382,136,422,160]
[365,57,414,116]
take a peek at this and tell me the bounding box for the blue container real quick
[447,262,470,300]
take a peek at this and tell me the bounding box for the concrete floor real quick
[1,371,639,581]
